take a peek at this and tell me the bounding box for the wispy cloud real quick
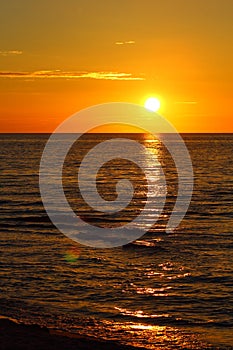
[0,70,144,81]
[115,41,135,45]
[0,50,23,56]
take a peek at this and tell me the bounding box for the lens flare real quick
[64,247,81,263]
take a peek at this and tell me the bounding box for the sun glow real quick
[144,97,161,112]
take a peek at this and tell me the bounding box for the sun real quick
[144,97,161,112]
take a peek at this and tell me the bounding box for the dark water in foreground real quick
[0,133,233,349]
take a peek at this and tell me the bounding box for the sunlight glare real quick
[144,97,161,112]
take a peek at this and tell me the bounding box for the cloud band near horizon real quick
[0,70,145,81]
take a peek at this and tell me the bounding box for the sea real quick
[0,133,233,349]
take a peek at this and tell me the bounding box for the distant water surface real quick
[0,133,233,349]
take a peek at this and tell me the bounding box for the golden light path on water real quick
[58,132,204,348]
[96,320,207,349]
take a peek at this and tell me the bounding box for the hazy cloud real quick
[0,70,144,81]
[0,50,23,56]
[115,41,135,45]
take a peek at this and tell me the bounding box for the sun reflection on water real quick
[114,307,170,319]
[99,319,206,349]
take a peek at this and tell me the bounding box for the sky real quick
[0,0,232,132]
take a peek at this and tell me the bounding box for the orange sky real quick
[0,0,232,132]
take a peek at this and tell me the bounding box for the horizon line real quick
[1,132,233,134]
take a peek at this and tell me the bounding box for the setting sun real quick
[144,97,161,112]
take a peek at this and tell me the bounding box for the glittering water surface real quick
[0,133,233,349]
